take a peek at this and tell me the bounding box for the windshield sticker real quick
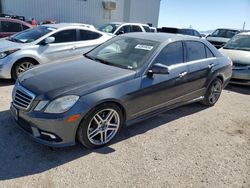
[135,44,154,51]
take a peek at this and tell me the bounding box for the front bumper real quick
[0,55,16,79]
[10,100,91,147]
[230,68,250,86]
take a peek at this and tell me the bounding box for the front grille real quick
[13,83,35,110]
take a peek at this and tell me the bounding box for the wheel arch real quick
[11,57,40,79]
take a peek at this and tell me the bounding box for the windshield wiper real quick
[7,37,23,43]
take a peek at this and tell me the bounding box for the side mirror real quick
[116,30,124,35]
[206,34,211,38]
[148,63,170,76]
[43,37,55,45]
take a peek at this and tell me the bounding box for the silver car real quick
[0,23,112,79]
[219,32,250,85]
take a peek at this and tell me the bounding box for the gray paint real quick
[2,0,160,27]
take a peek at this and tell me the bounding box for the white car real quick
[0,23,112,79]
[206,28,240,49]
[219,32,250,85]
[98,22,151,35]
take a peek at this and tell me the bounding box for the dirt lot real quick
[0,80,249,188]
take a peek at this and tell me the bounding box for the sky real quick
[158,0,250,32]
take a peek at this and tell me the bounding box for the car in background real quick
[0,17,32,38]
[0,13,25,21]
[219,32,250,85]
[11,33,232,148]
[40,19,56,25]
[206,28,241,49]
[98,22,151,35]
[157,27,202,38]
[0,23,112,79]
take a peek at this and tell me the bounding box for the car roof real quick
[0,17,32,26]
[121,32,202,43]
[42,23,95,30]
[110,22,149,26]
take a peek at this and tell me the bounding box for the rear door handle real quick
[208,63,215,68]
[179,71,187,78]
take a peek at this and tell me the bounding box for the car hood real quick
[206,36,230,43]
[219,48,250,65]
[0,38,27,51]
[19,57,136,100]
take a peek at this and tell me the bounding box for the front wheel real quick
[201,78,223,106]
[12,59,35,80]
[77,103,123,149]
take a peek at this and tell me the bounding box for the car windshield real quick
[223,35,250,51]
[211,29,239,38]
[7,26,55,43]
[85,36,160,70]
[98,23,121,33]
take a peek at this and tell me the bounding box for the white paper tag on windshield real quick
[135,44,154,51]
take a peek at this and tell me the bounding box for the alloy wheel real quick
[16,62,34,76]
[87,108,120,145]
[208,80,222,104]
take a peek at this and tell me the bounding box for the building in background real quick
[0,0,161,27]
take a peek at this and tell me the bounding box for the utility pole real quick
[243,21,246,30]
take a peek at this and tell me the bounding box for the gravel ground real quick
[0,80,249,188]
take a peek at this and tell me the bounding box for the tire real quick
[12,59,36,80]
[201,78,223,106]
[77,103,124,149]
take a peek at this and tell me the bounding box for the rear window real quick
[185,41,206,61]
[79,30,102,41]
[178,29,194,36]
[1,21,22,32]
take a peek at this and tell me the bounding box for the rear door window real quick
[79,30,102,41]
[51,29,77,43]
[205,47,214,58]
[154,41,184,66]
[132,25,143,32]
[185,41,206,61]
[1,21,22,32]
[22,24,30,31]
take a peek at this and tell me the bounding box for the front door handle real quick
[179,71,187,78]
[72,46,77,50]
[208,63,215,68]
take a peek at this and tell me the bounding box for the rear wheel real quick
[12,59,36,80]
[201,78,223,106]
[77,103,123,149]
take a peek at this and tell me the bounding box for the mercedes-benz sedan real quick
[11,33,232,148]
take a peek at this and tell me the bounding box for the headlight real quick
[0,49,20,59]
[44,95,79,114]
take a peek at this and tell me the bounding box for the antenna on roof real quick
[242,21,246,30]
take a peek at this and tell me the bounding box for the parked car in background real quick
[11,33,232,148]
[0,23,112,79]
[206,28,241,49]
[219,32,250,85]
[99,22,151,35]
[0,17,32,38]
[40,19,56,25]
[0,13,25,21]
[158,27,202,38]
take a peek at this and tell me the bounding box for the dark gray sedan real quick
[11,33,232,148]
